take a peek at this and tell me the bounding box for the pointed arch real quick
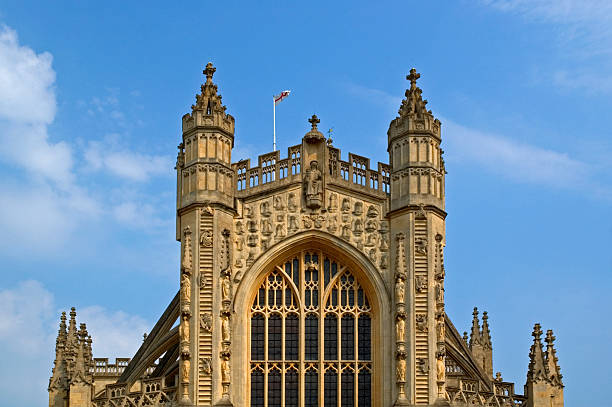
[232,230,392,407]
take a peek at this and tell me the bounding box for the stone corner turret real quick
[525,323,564,407]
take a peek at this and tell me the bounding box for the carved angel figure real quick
[395,275,406,304]
[396,314,406,343]
[221,315,231,342]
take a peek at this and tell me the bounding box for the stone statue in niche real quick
[380,253,389,269]
[365,219,378,233]
[247,234,257,247]
[353,219,363,236]
[328,193,338,212]
[395,274,406,304]
[366,205,379,218]
[341,197,351,213]
[261,219,272,236]
[436,353,445,381]
[303,160,323,209]
[221,314,231,342]
[288,215,299,233]
[246,250,255,267]
[274,224,285,239]
[180,315,190,346]
[287,193,297,213]
[181,358,190,383]
[341,224,351,241]
[235,236,244,251]
[353,201,363,216]
[235,221,244,235]
[261,238,269,251]
[436,281,445,304]
[199,272,207,289]
[273,195,285,211]
[436,311,445,341]
[181,273,191,306]
[247,220,257,233]
[260,201,271,217]
[365,232,377,247]
[368,248,377,262]
[182,227,192,272]
[396,357,406,382]
[302,216,313,229]
[221,271,231,303]
[327,214,338,233]
[221,358,231,384]
[396,313,406,343]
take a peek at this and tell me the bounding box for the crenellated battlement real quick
[233,143,390,200]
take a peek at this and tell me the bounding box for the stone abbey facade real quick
[48,64,564,407]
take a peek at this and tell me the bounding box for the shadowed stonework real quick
[48,64,564,407]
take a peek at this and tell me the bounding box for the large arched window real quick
[250,250,372,407]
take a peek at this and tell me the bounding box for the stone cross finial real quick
[407,68,420,90]
[308,114,320,130]
[204,62,216,84]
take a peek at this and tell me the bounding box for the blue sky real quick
[0,1,610,406]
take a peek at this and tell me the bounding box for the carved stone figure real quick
[200,230,213,247]
[395,275,406,304]
[261,218,272,235]
[368,248,377,262]
[396,357,406,382]
[273,195,285,211]
[221,358,231,383]
[247,220,258,233]
[221,315,230,342]
[436,312,445,341]
[221,272,231,303]
[200,357,212,375]
[274,224,285,239]
[353,201,363,216]
[417,358,428,374]
[328,193,338,212]
[313,215,324,229]
[181,358,190,383]
[436,354,445,381]
[304,160,323,209]
[353,219,363,236]
[180,315,190,345]
[260,201,271,217]
[235,221,244,235]
[288,215,299,233]
[287,193,297,212]
[327,215,338,233]
[235,236,244,251]
[245,205,253,218]
[416,314,428,331]
[380,253,389,269]
[436,281,445,304]
[365,232,377,247]
[366,205,379,218]
[415,275,427,293]
[341,197,351,213]
[261,238,269,251]
[415,237,428,255]
[199,272,207,289]
[200,313,213,332]
[341,224,351,241]
[365,219,378,233]
[302,216,313,229]
[247,234,258,247]
[181,273,191,305]
[182,227,192,272]
[396,314,406,343]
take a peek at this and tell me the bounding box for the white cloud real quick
[0,280,150,407]
[0,25,73,186]
[443,118,591,188]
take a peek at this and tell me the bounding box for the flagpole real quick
[273,96,276,152]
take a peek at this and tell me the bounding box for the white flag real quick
[274,90,291,105]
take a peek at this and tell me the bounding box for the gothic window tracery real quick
[250,250,373,406]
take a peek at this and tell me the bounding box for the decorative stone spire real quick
[462,331,469,345]
[191,62,230,117]
[527,323,547,383]
[469,307,481,347]
[66,307,78,354]
[481,311,492,349]
[544,329,563,387]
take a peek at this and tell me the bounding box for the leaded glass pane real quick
[268,369,281,407]
[341,315,355,360]
[251,368,264,407]
[341,371,354,407]
[305,370,318,407]
[324,314,338,360]
[324,370,338,406]
[268,314,281,360]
